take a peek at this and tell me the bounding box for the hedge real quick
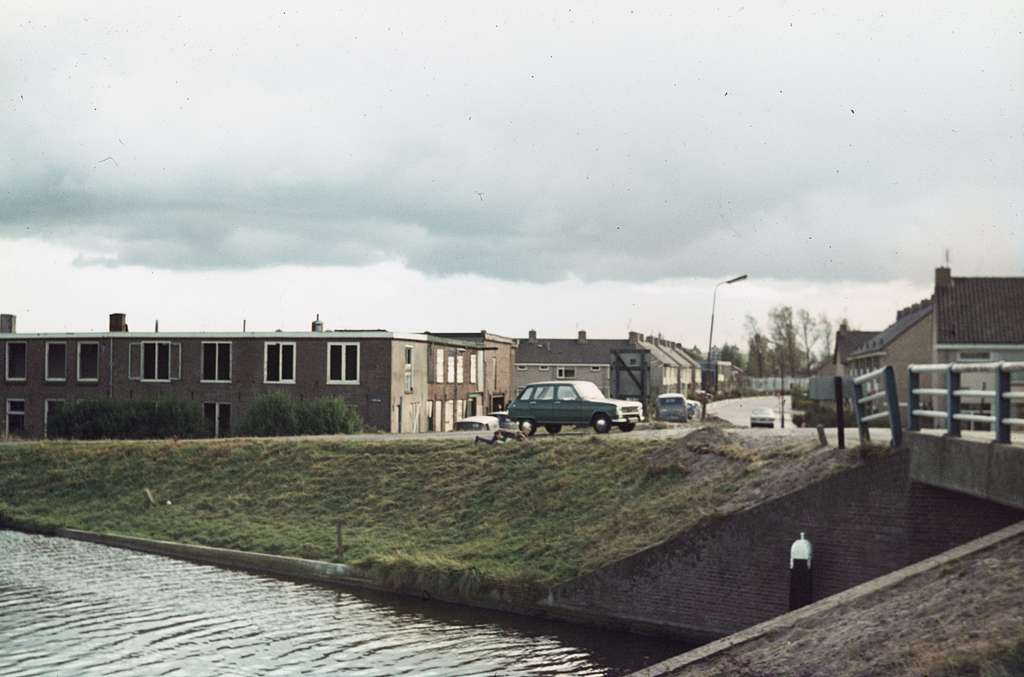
[47,399,206,440]
[239,393,363,437]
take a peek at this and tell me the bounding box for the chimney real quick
[528,329,537,342]
[109,313,128,332]
[312,313,324,332]
[935,266,952,289]
[577,330,587,344]
[629,331,642,345]
[0,314,15,333]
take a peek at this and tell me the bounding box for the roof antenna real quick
[243,319,246,332]
[944,248,950,267]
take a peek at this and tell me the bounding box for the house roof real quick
[936,276,1024,344]
[834,329,878,364]
[516,337,635,364]
[849,301,933,358]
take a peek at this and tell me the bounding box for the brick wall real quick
[548,449,1023,640]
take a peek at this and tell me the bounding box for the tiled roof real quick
[850,302,933,358]
[834,330,878,364]
[936,277,1024,344]
[516,338,635,364]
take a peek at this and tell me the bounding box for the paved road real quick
[708,395,794,428]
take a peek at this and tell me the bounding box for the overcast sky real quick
[2,2,1021,346]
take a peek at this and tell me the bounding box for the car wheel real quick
[519,420,537,436]
[618,422,636,433]
[592,414,611,434]
[544,424,562,435]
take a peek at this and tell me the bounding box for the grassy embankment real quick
[0,429,833,599]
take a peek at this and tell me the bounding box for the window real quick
[538,365,550,372]
[5,399,25,438]
[456,350,465,383]
[45,342,67,381]
[469,351,477,384]
[591,366,601,372]
[78,343,99,381]
[556,366,576,379]
[959,351,991,362]
[403,345,414,393]
[44,399,64,438]
[516,365,527,371]
[202,342,232,382]
[327,342,358,384]
[265,342,296,383]
[435,348,445,383]
[5,342,26,381]
[447,354,455,382]
[518,385,535,400]
[556,385,579,400]
[203,402,232,438]
[129,341,181,382]
[534,385,555,400]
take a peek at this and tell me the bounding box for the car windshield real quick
[752,408,775,416]
[659,397,684,405]
[573,382,605,400]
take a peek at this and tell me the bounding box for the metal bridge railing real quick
[908,361,1024,444]
[852,365,902,447]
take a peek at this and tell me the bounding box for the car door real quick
[531,384,557,422]
[554,384,588,424]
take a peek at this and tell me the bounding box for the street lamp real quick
[702,274,748,419]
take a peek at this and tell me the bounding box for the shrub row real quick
[238,393,363,436]
[47,399,206,440]
[46,394,364,440]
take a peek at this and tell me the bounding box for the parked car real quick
[489,411,518,430]
[655,393,689,422]
[455,415,500,431]
[686,400,702,419]
[508,380,644,434]
[750,407,776,428]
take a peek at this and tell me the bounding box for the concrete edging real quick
[629,519,1024,676]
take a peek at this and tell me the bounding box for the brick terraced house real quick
[0,313,513,439]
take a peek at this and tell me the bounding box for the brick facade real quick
[548,449,1023,640]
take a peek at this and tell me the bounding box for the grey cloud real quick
[1,2,1021,283]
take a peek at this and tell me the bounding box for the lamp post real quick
[702,274,748,419]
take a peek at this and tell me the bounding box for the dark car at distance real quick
[508,380,644,435]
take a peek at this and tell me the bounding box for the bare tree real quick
[797,309,818,374]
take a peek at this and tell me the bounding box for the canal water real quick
[0,531,689,675]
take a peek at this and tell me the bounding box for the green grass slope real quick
[0,429,840,598]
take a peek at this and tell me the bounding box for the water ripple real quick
[0,530,687,675]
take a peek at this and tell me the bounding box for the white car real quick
[455,415,500,431]
[750,408,776,428]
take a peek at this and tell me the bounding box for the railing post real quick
[907,368,919,432]
[995,363,1011,444]
[885,366,902,447]
[833,376,845,449]
[946,366,961,437]
[853,378,869,444]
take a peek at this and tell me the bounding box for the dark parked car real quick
[508,380,644,434]
[655,393,689,422]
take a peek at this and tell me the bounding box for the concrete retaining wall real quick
[546,448,1023,640]
[909,432,1024,509]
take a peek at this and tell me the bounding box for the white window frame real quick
[77,342,100,382]
[447,354,456,382]
[456,350,465,383]
[958,351,992,362]
[538,365,550,372]
[203,401,232,438]
[5,398,26,438]
[590,366,602,372]
[45,341,68,382]
[516,365,527,371]
[264,341,297,384]
[136,341,180,383]
[44,398,65,438]
[326,342,359,385]
[469,351,478,384]
[556,366,576,379]
[435,348,445,383]
[403,345,414,393]
[201,341,233,383]
[5,341,27,382]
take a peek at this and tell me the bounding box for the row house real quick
[423,331,516,432]
[513,330,703,408]
[0,313,513,439]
